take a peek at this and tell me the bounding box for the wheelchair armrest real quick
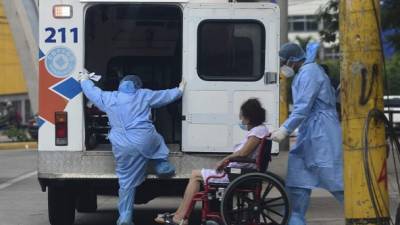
[228,156,256,164]
[205,173,227,188]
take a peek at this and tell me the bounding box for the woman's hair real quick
[240,98,266,126]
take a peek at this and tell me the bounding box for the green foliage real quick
[317,0,339,46]
[386,53,400,95]
[4,126,29,142]
[320,59,340,81]
[382,0,400,51]
[317,0,400,51]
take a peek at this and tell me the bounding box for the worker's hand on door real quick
[179,79,186,93]
[78,71,92,82]
[78,70,96,82]
[270,127,289,143]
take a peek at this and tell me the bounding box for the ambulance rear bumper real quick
[37,151,224,179]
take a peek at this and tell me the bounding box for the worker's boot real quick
[117,212,134,225]
[153,159,176,178]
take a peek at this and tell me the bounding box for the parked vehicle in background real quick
[0,101,22,129]
[384,96,400,135]
[27,115,38,140]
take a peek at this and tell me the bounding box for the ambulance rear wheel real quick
[48,186,76,225]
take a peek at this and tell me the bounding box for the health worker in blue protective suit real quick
[270,42,344,225]
[78,72,186,225]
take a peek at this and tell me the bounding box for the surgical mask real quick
[238,122,248,131]
[281,65,295,78]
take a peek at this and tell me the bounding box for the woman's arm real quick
[216,136,261,171]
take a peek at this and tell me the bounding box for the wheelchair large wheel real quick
[264,171,285,186]
[221,173,290,225]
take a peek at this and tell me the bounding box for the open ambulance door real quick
[182,3,280,153]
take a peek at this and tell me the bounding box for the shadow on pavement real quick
[74,198,202,225]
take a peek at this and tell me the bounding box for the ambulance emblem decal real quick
[45,47,76,78]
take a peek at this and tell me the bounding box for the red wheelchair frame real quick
[181,137,290,225]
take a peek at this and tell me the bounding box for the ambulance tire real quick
[76,192,97,213]
[48,186,76,225]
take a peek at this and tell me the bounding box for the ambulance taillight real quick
[55,112,68,146]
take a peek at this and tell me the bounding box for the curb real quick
[0,142,38,150]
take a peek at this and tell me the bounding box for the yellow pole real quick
[279,75,289,125]
[279,74,289,149]
[278,0,289,152]
[340,1,389,224]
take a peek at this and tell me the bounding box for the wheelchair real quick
[182,138,291,225]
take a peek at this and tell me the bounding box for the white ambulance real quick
[38,0,280,224]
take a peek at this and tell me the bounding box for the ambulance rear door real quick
[182,3,280,153]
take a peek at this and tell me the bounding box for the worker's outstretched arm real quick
[144,88,183,108]
[283,68,322,133]
[81,80,114,112]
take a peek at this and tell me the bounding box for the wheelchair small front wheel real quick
[221,173,290,225]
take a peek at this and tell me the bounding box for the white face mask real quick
[281,65,295,78]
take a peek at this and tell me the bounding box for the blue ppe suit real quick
[81,78,182,225]
[281,43,344,225]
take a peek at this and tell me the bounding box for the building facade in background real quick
[288,0,339,59]
[0,0,335,126]
[0,0,32,125]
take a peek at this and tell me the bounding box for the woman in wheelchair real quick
[155,98,269,225]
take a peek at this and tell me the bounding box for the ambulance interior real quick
[84,5,183,150]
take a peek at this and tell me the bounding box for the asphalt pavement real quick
[0,149,398,225]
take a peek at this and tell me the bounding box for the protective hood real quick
[118,81,137,93]
[305,42,321,64]
[118,75,143,93]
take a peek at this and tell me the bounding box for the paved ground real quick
[0,149,398,225]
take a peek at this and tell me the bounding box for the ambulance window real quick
[197,20,265,81]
